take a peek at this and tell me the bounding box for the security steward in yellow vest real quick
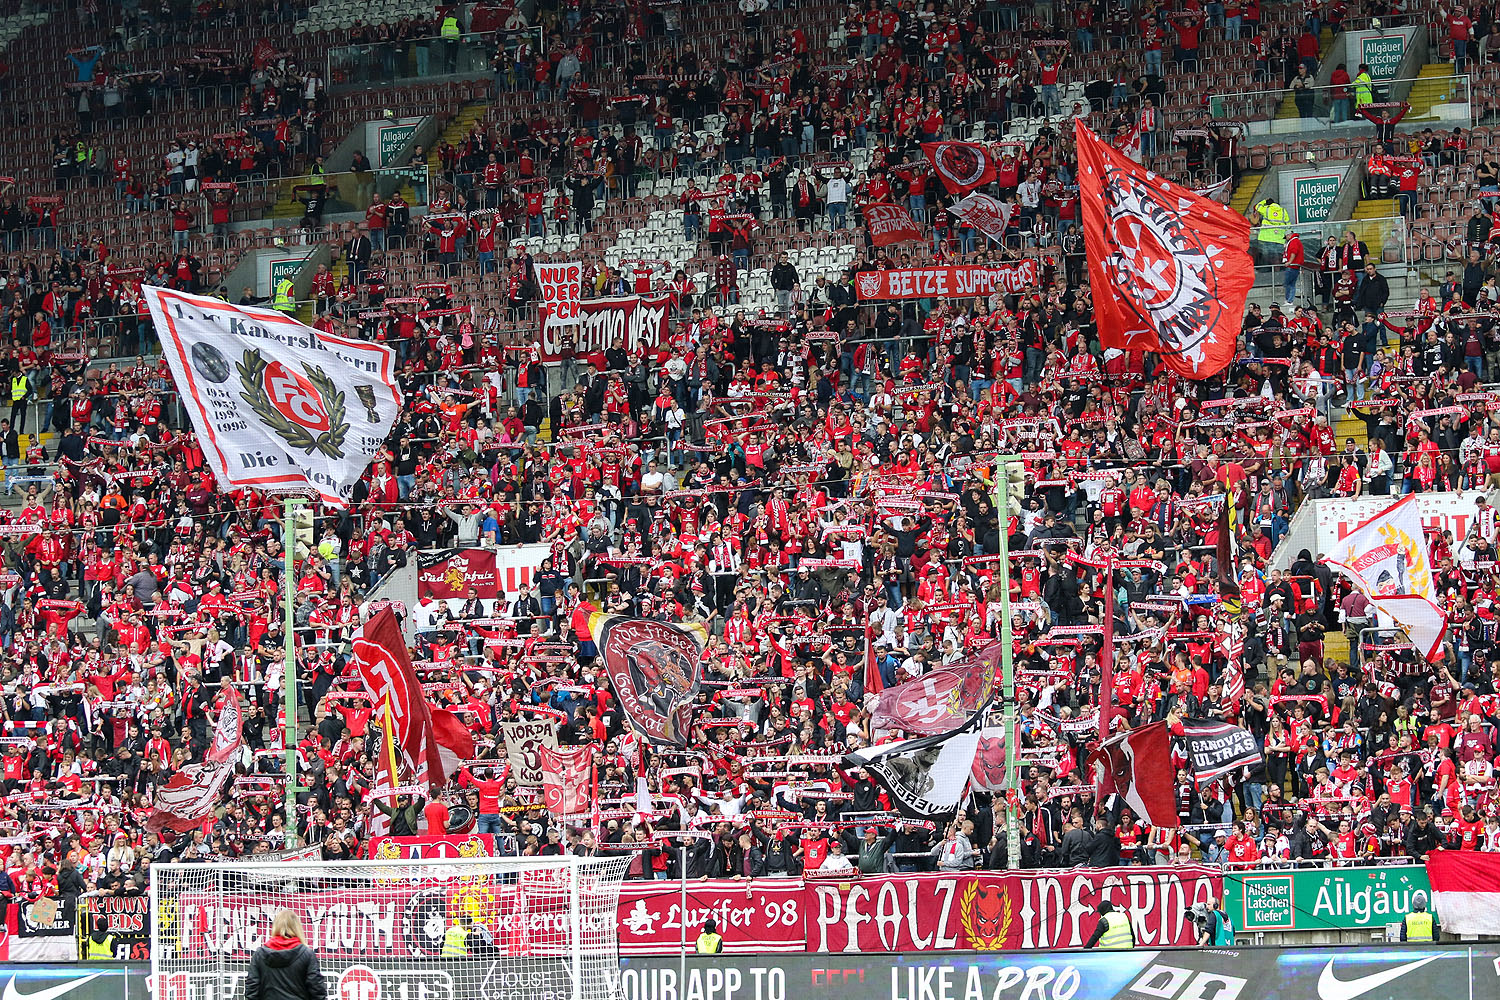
[1251,196,1290,264]
[1400,891,1438,941]
[439,14,461,39]
[273,276,295,313]
[84,918,115,960]
[695,918,723,953]
[1086,900,1135,950]
[9,372,27,422]
[442,914,472,957]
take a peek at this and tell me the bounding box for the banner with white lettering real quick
[1180,718,1263,782]
[536,261,583,327]
[538,293,673,363]
[854,263,1040,301]
[808,869,1221,951]
[143,286,401,506]
[616,881,806,954]
[865,203,925,246]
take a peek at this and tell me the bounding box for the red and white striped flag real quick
[1428,849,1500,933]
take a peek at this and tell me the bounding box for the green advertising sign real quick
[1294,173,1341,223]
[1360,33,1407,81]
[376,120,421,168]
[1227,865,1431,931]
[268,255,310,296]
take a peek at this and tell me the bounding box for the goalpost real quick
[150,855,631,1000]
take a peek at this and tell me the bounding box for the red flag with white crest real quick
[354,606,445,786]
[1074,120,1253,380]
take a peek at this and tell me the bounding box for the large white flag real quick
[142,286,401,507]
[1323,494,1447,660]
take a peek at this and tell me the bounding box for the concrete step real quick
[1230,171,1266,216]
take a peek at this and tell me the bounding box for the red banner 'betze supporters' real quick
[537,294,673,363]
[854,263,1039,301]
[808,869,1220,951]
[615,881,806,954]
[416,548,499,601]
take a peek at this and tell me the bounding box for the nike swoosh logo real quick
[4,976,104,1000]
[1317,956,1443,1000]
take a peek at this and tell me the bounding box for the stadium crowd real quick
[0,0,1498,912]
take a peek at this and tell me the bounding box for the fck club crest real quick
[237,348,350,458]
[1100,164,1237,373]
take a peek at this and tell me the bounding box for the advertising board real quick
[1225,864,1430,932]
[617,947,1500,1000]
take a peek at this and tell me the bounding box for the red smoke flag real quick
[1074,120,1253,380]
[1087,720,1179,827]
[354,606,446,786]
[921,142,997,194]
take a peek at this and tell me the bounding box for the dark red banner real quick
[807,869,1221,951]
[615,880,807,954]
[416,548,499,601]
[537,293,673,364]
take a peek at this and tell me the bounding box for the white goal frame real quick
[149,854,630,1000]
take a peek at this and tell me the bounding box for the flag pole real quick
[283,495,304,847]
[1099,554,1116,740]
[992,455,1020,868]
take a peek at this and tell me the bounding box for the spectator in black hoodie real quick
[246,910,327,1000]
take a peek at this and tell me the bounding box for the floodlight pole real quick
[284,495,305,847]
[991,455,1021,868]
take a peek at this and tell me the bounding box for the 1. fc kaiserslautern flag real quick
[1074,120,1254,380]
[143,285,401,507]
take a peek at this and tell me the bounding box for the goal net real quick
[150,855,631,1000]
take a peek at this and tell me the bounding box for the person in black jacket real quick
[246,910,327,1000]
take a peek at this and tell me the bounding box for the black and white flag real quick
[1181,718,1263,782]
[843,722,984,820]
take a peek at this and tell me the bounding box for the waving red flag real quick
[1087,720,1179,828]
[1074,120,1253,380]
[864,203,924,246]
[921,141,997,194]
[354,606,445,786]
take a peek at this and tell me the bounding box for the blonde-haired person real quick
[246,909,327,1000]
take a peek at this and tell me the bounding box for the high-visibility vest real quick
[1354,73,1374,107]
[1256,202,1289,245]
[274,278,295,312]
[442,924,470,957]
[695,932,723,954]
[85,934,115,959]
[9,375,26,403]
[440,15,461,39]
[1099,911,1135,950]
[1404,911,1435,941]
